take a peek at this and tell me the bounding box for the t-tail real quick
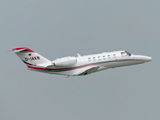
[12,47,51,67]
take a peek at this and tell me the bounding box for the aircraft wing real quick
[74,66,99,76]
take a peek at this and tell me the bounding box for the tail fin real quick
[12,47,51,66]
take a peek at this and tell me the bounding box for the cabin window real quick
[98,56,101,60]
[125,51,131,56]
[113,54,116,58]
[108,55,110,59]
[93,57,96,60]
[88,58,91,61]
[103,56,106,59]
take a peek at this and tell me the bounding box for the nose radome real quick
[144,56,152,62]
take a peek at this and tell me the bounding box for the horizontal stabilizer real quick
[13,48,27,52]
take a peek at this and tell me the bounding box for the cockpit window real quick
[121,52,125,57]
[125,51,131,56]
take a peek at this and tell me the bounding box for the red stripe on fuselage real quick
[27,59,143,71]
[27,64,90,70]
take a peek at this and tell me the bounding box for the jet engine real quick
[53,57,77,67]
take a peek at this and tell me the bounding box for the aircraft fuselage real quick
[26,50,152,76]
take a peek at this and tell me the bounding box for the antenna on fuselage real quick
[77,53,81,57]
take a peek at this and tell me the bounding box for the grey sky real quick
[0,0,159,120]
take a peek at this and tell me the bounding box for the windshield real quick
[124,51,131,56]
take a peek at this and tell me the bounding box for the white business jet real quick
[12,47,152,76]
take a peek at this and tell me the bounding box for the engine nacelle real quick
[53,57,77,67]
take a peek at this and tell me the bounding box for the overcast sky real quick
[0,0,159,120]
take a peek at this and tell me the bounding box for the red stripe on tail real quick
[12,47,35,52]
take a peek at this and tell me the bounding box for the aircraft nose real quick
[143,56,152,62]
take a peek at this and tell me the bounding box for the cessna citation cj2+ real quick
[12,47,152,76]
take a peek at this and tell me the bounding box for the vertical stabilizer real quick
[12,47,51,66]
